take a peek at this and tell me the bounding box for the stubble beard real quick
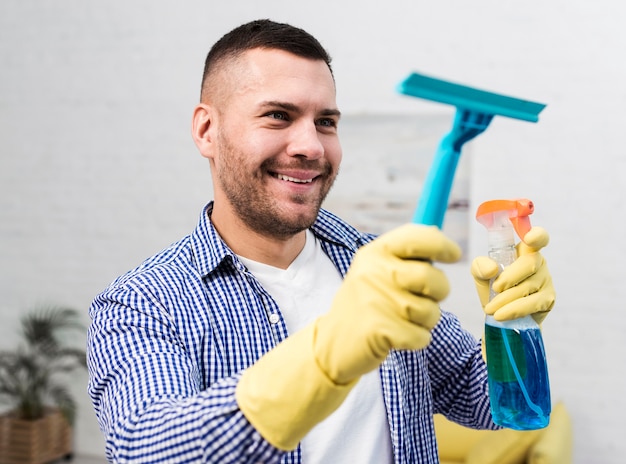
[215,134,337,240]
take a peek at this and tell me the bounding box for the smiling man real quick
[193,45,342,266]
[87,19,556,464]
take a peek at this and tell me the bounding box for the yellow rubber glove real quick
[471,226,555,324]
[236,224,461,450]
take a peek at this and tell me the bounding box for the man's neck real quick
[209,204,307,270]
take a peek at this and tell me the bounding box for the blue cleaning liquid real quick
[484,323,551,430]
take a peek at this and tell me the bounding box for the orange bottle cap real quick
[476,199,534,240]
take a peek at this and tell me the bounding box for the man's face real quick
[208,48,342,239]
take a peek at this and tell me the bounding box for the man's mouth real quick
[272,173,314,184]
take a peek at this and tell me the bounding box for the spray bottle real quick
[476,199,551,430]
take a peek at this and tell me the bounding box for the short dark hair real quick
[200,19,333,100]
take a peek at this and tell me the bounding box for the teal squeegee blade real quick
[397,72,546,123]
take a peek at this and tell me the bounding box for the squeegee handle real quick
[412,138,461,228]
[412,108,493,228]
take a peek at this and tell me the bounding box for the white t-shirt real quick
[238,230,394,463]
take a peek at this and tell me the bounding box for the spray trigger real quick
[476,198,534,242]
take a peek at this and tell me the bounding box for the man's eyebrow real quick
[259,100,341,118]
[320,108,342,118]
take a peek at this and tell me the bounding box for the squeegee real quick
[396,72,546,228]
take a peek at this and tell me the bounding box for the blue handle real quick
[412,137,461,228]
[412,108,493,228]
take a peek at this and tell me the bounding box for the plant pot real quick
[0,408,72,464]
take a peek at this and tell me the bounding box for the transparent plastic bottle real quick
[477,199,551,430]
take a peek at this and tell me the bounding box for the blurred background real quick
[1,1,624,462]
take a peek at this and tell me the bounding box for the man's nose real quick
[286,121,324,159]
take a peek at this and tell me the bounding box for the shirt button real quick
[269,313,280,324]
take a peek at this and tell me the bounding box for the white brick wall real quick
[2,1,625,461]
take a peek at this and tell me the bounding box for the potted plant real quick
[0,306,87,464]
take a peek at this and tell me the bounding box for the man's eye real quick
[318,118,337,128]
[267,111,288,121]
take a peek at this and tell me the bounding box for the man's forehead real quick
[207,47,336,109]
[235,49,335,91]
[239,47,333,79]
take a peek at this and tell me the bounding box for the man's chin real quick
[265,205,320,237]
[232,194,324,239]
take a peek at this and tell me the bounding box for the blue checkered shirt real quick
[87,202,496,463]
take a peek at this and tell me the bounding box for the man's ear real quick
[191,103,216,160]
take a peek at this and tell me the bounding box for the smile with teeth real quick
[273,173,314,184]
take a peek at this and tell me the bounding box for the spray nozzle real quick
[476,199,534,244]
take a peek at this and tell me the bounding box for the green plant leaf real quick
[0,305,87,422]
